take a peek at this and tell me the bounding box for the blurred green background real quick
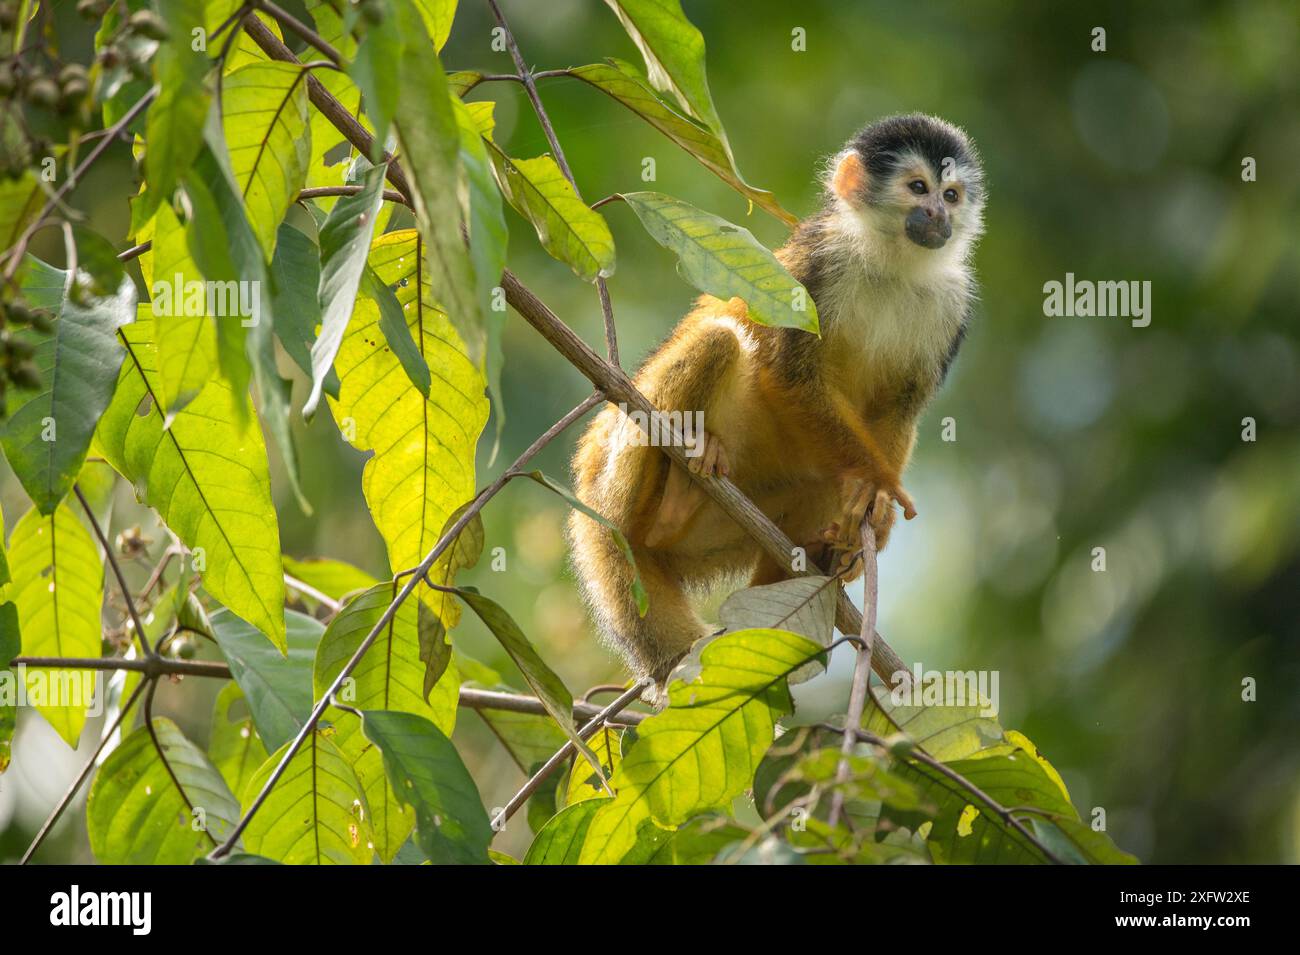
[2,0,1297,864]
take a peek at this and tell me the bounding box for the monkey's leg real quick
[570,509,707,699]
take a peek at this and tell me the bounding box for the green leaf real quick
[241,729,373,864]
[600,0,731,151]
[0,602,18,775]
[864,687,1005,761]
[718,576,836,685]
[1,258,134,514]
[349,18,400,156]
[448,71,481,97]
[364,264,431,398]
[210,608,324,753]
[221,60,312,262]
[270,217,329,387]
[620,191,819,332]
[487,143,615,282]
[516,469,647,616]
[524,799,603,864]
[328,228,488,584]
[389,1,485,369]
[87,718,240,863]
[580,628,822,863]
[450,586,603,782]
[7,502,103,746]
[313,584,460,862]
[137,0,210,228]
[208,682,269,803]
[571,59,795,224]
[304,162,387,419]
[95,314,286,652]
[361,709,492,865]
[144,202,219,419]
[283,555,379,603]
[303,0,365,202]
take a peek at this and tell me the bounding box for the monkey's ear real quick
[831,151,868,205]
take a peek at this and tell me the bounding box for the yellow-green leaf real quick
[329,229,487,578]
[87,718,240,863]
[571,59,795,225]
[95,313,286,652]
[580,628,820,863]
[487,143,615,282]
[222,60,312,261]
[621,191,818,332]
[208,682,269,804]
[241,729,373,864]
[146,202,218,419]
[8,502,103,747]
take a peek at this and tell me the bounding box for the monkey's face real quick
[829,114,985,257]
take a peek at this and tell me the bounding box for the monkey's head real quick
[827,113,984,256]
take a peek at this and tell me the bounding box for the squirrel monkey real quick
[569,114,985,695]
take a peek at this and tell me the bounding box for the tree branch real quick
[829,521,878,827]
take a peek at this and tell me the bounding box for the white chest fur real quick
[819,208,972,402]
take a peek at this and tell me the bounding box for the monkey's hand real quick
[685,429,730,478]
[821,476,916,572]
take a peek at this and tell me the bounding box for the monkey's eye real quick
[908,179,928,195]
[943,187,959,203]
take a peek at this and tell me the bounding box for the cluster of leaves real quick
[0,0,1132,864]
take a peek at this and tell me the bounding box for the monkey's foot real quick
[822,478,918,566]
[686,430,730,478]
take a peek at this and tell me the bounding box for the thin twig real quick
[75,484,154,658]
[2,88,156,284]
[489,678,650,833]
[485,0,619,364]
[19,678,149,864]
[141,674,215,845]
[828,521,879,827]
[283,574,342,613]
[9,655,232,678]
